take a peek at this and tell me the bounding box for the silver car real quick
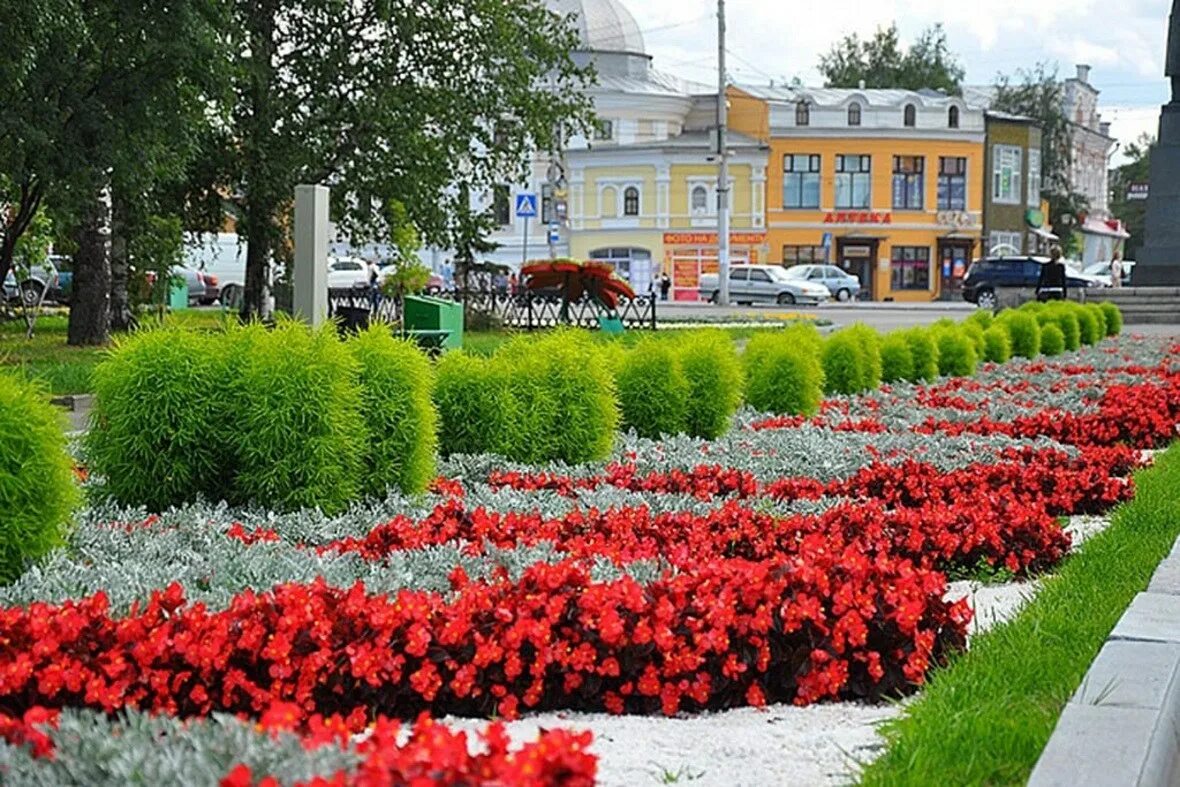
[698,264,831,306]
[782,264,861,302]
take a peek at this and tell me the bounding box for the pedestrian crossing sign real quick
[515,193,538,218]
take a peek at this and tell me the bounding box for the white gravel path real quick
[444,514,1114,786]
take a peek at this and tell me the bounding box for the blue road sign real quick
[515,193,538,218]
[548,223,560,245]
[821,232,833,249]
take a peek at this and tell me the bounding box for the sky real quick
[622,0,1171,162]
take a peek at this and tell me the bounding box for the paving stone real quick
[1110,593,1180,644]
[1028,704,1157,786]
[1071,641,1180,709]
[1148,538,1180,595]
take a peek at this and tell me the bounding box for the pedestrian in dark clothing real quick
[1037,246,1068,302]
[659,272,671,301]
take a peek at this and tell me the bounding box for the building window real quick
[690,185,709,215]
[589,247,653,291]
[492,184,510,226]
[594,119,614,141]
[783,154,821,209]
[1027,148,1042,207]
[988,231,1023,255]
[948,106,960,129]
[848,102,862,126]
[795,101,810,126]
[835,154,871,209]
[937,156,967,210]
[892,156,924,210]
[890,246,930,291]
[600,186,618,218]
[904,104,916,127]
[623,186,640,216]
[993,144,1023,204]
[783,245,828,265]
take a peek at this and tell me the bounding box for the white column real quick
[293,184,330,326]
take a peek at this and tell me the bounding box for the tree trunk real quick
[109,189,134,331]
[241,200,271,320]
[239,1,278,321]
[68,186,113,346]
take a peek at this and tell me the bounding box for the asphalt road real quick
[657,300,976,331]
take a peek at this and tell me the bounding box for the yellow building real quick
[735,86,986,302]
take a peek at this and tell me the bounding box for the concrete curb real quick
[1028,536,1180,786]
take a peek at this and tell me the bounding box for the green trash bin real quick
[168,282,189,311]
[403,295,463,350]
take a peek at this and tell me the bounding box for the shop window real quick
[948,106,960,129]
[937,157,967,210]
[992,144,1023,205]
[904,104,916,127]
[623,186,640,216]
[835,154,871,209]
[600,186,618,218]
[783,154,821,209]
[892,156,924,210]
[795,101,810,126]
[492,185,510,226]
[848,102,862,127]
[890,246,930,291]
[783,245,827,265]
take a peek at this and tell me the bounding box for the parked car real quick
[698,264,831,306]
[185,232,248,309]
[1083,260,1136,287]
[3,259,61,307]
[962,256,1104,309]
[327,256,371,290]
[782,264,861,302]
[144,265,212,307]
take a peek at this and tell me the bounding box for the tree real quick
[993,63,1088,253]
[1109,134,1154,258]
[197,0,594,319]
[818,24,965,94]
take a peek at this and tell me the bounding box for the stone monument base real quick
[1136,102,1180,285]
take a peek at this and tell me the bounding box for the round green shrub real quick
[1040,323,1066,356]
[0,373,79,582]
[843,324,883,391]
[902,329,940,383]
[349,327,438,497]
[1075,306,1101,346]
[961,321,986,358]
[880,333,915,383]
[435,352,521,458]
[229,321,367,514]
[982,325,1012,364]
[1085,303,1108,340]
[86,327,231,509]
[1044,305,1081,351]
[934,328,978,377]
[822,332,868,395]
[999,311,1041,358]
[744,333,824,416]
[616,340,690,439]
[677,330,744,439]
[965,309,994,331]
[1098,301,1123,336]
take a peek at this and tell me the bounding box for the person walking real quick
[1110,251,1124,289]
[1036,245,1068,302]
[659,272,671,301]
[367,259,382,310]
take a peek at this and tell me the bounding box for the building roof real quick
[596,69,699,98]
[961,85,997,109]
[735,84,967,108]
[546,0,645,55]
[568,129,765,155]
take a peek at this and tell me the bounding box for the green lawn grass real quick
[859,443,1180,786]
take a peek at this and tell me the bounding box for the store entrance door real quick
[937,240,973,301]
[836,239,878,300]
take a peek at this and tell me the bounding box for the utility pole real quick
[716,0,731,306]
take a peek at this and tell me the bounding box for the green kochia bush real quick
[435,353,520,458]
[903,328,940,383]
[677,330,744,439]
[87,327,230,509]
[744,330,824,415]
[961,321,986,359]
[230,322,367,514]
[1085,303,1108,340]
[880,333,915,383]
[1040,323,1066,356]
[965,309,994,331]
[822,332,870,394]
[349,327,438,496]
[934,327,978,377]
[1000,311,1042,358]
[1043,305,1081,351]
[1075,305,1101,346]
[616,339,690,439]
[982,325,1012,364]
[0,373,79,583]
[844,323,883,391]
[1098,301,1123,336]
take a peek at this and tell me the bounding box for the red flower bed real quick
[488,463,760,501]
[0,555,968,723]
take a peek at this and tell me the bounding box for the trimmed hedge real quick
[616,339,690,439]
[1040,323,1066,356]
[677,330,744,439]
[0,373,79,583]
[903,329,940,383]
[745,330,824,415]
[880,333,915,384]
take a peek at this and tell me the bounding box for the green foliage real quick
[435,352,520,458]
[934,327,978,377]
[0,373,79,583]
[1084,303,1108,340]
[879,333,915,383]
[744,332,824,416]
[1098,301,1123,336]
[999,311,1042,358]
[1042,304,1081,350]
[1074,306,1101,346]
[1109,134,1153,258]
[982,325,1012,364]
[902,329,940,383]
[348,327,438,496]
[965,309,994,331]
[229,321,367,514]
[818,23,964,94]
[130,214,185,315]
[961,321,986,358]
[1040,323,1065,356]
[844,324,883,391]
[86,327,231,509]
[677,331,744,440]
[822,332,869,395]
[616,340,690,439]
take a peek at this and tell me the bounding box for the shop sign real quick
[1025,208,1045,228]
[662,232,767,245]
[823,212,892,225]
[937,211,977,228]
[1127,183,1149,201]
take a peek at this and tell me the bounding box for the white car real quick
[327,256,373,290]
[698,264,831,306]
[1083,260,1135,287]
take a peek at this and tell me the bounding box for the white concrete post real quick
[293,184,330,326]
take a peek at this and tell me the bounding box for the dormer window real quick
[848,102,862,127]
[795,101,810,126]
[948,106,960,129]
[903,104,916,127]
